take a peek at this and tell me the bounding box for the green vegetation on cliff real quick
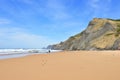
[48,18,120,50]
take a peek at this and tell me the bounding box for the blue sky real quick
[0,0,120,48]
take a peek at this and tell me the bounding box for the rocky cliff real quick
[48,18,120,50]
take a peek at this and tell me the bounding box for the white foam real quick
[0,49,61,59]
[0,49,47,54]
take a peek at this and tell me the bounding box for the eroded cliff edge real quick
[48,18,120,50]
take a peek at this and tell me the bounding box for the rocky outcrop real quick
[48,18,120,50]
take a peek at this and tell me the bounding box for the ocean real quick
[0,49,60,59]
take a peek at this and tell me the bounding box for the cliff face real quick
[48,18,120,50]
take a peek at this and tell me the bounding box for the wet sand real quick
[0,51,120,80]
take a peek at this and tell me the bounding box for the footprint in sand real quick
[41,59,47,66]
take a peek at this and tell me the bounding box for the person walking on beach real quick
[48,50,51,53]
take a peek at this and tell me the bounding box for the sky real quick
[0,0,120,48]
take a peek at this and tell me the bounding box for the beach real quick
[0,51,120,80]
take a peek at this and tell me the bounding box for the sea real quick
[0,49,61,60]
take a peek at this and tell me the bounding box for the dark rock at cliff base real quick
[47,18,120,50]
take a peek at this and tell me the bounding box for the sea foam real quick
[0,49,61,59]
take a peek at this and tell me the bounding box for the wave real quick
[0,49,60,55]
[0,49,61,59]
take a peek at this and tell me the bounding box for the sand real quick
[0,51,120,80]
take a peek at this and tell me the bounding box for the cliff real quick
[48,18,120,50]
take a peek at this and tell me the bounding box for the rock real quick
[47,18,120,50]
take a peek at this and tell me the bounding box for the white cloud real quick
[0,0,72,21]
[87,0,111,17]
[88,0,111,9]
[0,27,54,48]
[0,19,11,24]
[37,0,72,20]
[89,0,100,9]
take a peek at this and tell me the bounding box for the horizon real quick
[0,0,120,48]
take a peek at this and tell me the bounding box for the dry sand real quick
[0,51,120,80]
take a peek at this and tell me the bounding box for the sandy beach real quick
[0,51,120,80]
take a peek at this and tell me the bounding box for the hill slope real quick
[48,18,120,50]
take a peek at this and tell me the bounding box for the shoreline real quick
[0,50,120,60]
[0,50,62,60]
